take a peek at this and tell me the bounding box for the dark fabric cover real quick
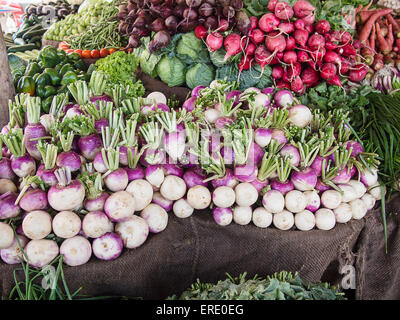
[1,195,399,300]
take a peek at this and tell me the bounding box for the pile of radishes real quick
[198,0,368,94]
[0,73,382,268]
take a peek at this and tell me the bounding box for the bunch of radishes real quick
[0,74,382,267]
[198,0,368,94]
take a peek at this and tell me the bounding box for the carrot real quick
[355,4,363,16]
[364,0,373,11]
[376,22,391,54]
[359,9,393,44]
[357,9,378,24]
[372,53,384,71]
[362,40,374,65]
[370,24,375,52]
[386,14,400,34]
[387,24,394,52]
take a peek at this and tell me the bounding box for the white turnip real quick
[303,190,320,212]
[233,206,253,225]
[347,180,367,199]
[0,234,28,264]
[285,190,307,213]
[52,211,81,239]
[368,183,385,200]
[0,222,14,249]
[333,203,352,223]
[252,207,273,228]
[92,232,123,261]
[187,185,211,210]
[361,193,376,210]
[262,190,285,213]
[212,186,235,208]
[22,210,52,240]
[273,210,295,230]
[173,198,194,218]
[115,215,149,249]
[60,236,92,266]
[212,207,233,226]
[24,239,59,267]
[104,191,135,222]
[294,210,315,231]
[235,182,258,207]
[82,211,113,238]
[321,190,342,209]
[0,179,17,194]
[160,175,187,201]
[152,192,173,211]
[140,203,168,233]
[126,179,153,211]
[338,184,357,202]
[350,199,367,220]
[315,208,336,230]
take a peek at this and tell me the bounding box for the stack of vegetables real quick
[13,46,89,113]
[24,0,79,22]
[0,74,383,267]
[43,0,126,54]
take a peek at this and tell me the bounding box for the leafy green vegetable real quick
[168,271,346,300]
[156,55,186,87]
[185,63,215,89]
[176,32,210,64]
[139,48,161,78]
[95,51,139,84]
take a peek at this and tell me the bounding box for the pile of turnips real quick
[197,0,369,94]
[0,73,383,268]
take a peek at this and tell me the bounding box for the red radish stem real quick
[359,9,393,44]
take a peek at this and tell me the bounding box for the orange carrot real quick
[376,22,391,54]
[386,14,400,34]
[359,9,393,44]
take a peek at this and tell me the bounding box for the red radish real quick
[287,62,302,79]
[255,45,273,76]
[286,36,295,50]
[339,59,350,74]
[302,14,315,26]
[297,50,310,62]
[340,44,356,57]
[310,47,326,62]
[258,13,280,33]
[308,34,325,50]
[324,50,343,71]
[294,19,305,30]
[315,20,330,34]
[218,19,229,32]
[352,40,362,50]
[276,80,290,89]
[274,1,294,20]
[348,64,368,82]
[282,69,291,83]
[320,63,337,80]
[250,28,264,44]
[294,29,309,47]
[239,55,252,71]
[272,65,284,79]
[194,25,207,39]
[206,32,223,52]
[339,31,352,44]
[269,51,283,64]
[223,33,243,61]
[250,16,258,30]
[265,32,286,53]
[267,0,278,12]
[301,66,319,85]
[293,0,315,18]
[291,76,305,94]
[283,51,297,64]
[325,41,338,50]
[326,75,342,87]
[278,22,295,34]
[245,42,256,56]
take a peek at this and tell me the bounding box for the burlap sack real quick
[1,194,398,300]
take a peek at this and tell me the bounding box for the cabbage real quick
[176,32,209,64]
[185,63,215,89]
[139,48,161,78]
[156,56,186,87]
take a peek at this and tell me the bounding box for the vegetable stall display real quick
[24,0,79,22]
[0,75,383,267]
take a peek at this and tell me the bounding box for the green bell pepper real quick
[24,62,41,77]
[42,96,53,113]
[74,60,87,72]
[57,50,67,62]
[67,52,80,62]
[32,73,40,82]
[17,76,35,96]
[38,45,59,68]
[36,85,46,99]
[35,73,51,87]
[59,64,74,77]
[77,73,90,82]
[44,85,57,98]
[61,71,78,86]
[43,68,61,86]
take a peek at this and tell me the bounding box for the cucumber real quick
[22,28,46,41]
[28,35,42,44]
[8,44,38,53]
